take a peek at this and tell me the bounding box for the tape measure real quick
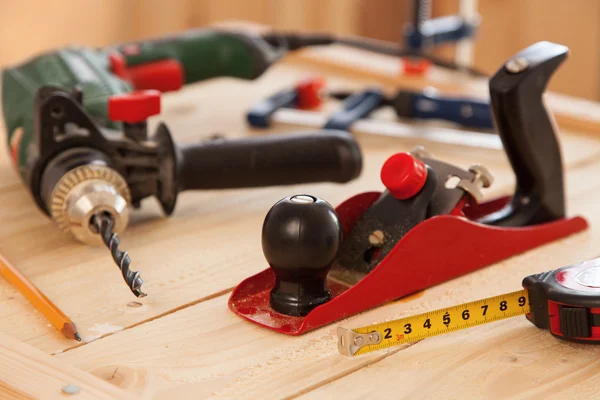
[338,258,600,356]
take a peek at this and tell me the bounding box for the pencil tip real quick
[74,332,82,342]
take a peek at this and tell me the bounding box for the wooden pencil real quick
[0,254,81,341]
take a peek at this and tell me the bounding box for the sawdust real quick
[84,323,124,343]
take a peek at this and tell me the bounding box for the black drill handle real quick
[176,130,362,191]
[483,41,568,227]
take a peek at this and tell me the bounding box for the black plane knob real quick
[262,195,342,316]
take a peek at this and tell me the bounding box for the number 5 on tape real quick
[338,259,600,356]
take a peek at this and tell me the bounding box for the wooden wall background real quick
[0,0,598,99]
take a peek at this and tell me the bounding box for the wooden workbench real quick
[2,45,600,400]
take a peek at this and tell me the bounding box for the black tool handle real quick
[481,41,568,227]
[176,130,362,191]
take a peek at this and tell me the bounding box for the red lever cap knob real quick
[108,90,161,123]
[380,152,428,200]
[295,77,325,110]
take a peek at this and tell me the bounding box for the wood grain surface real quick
[1,46,600,399]
[0,332,136,399]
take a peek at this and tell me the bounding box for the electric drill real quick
[2,28,341,178]
[1,28,364,297]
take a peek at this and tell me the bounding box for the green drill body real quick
[2,47,129,180]
[114,30,261,83]
[1,29,275,181]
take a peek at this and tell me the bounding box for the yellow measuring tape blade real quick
[338,290,530,356]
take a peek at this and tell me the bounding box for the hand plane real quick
[229,41,588,334]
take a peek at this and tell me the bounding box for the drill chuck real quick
[48,164,131,245]
[46,164,146,297]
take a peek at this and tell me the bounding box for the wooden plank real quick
[0,0,133,67]
[355,0,410,41]
[0,65,499,353]
[128,0,195,40]
[322,0,362,36]
[299,167,600,400]
[55,158,600,398]
[198,0,274,28]
[0,55,598,356]
[476,0,600,100]
[1,36,600,398]
[299,318,600,399]
[0,332,136,400]
[410,0,600,100]
[268,0,321,32]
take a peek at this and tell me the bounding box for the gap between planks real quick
[282,342,419,400]
[55,286,235,356]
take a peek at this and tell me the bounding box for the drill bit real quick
[91,213,147,298]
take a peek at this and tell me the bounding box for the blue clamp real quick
[247,88,298,128]
[393,89,493,129]
[323,89,385,130]
[404,15,479,50]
